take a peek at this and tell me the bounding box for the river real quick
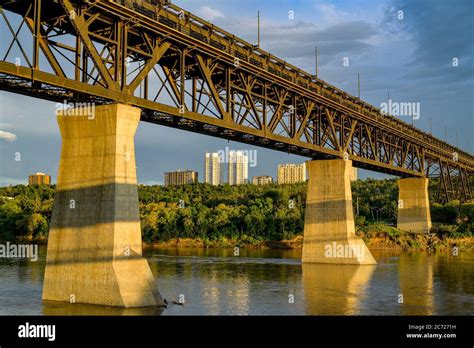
[0,246,472,315]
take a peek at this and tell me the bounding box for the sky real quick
[0,0,472,186]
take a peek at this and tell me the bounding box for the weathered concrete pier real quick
[397,178,432,234]
[302,159,376,265]
[43,104,164,308]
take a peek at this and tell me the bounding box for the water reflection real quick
[198,270,250,315]
[398,254,434,315]
[201,271,221,315]
[302,264,375,315]
[433,253,474,314]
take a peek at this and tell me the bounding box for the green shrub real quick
[355,215,367,226]
[459,203,474,222]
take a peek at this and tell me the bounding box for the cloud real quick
[314,1,348,26]
[383,0,474,82]
[262,21,377,65]
[199,6,225,20]
[0,130,17,142]
[0,122,14,129]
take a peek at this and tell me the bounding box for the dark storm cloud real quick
[377,0,473,155]
[401,62,473,87]
[384,0,473,83]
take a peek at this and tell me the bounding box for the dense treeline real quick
[0,179,472,242]
[0,185,53,241]
[138,183,306,243]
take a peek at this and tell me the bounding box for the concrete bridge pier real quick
[43,103,164,308]
[397,178,432,233]
[302,159,376,265]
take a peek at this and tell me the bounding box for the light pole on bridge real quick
[257,10,260,48]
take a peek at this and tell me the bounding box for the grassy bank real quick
[142,224,474,252]
[10,223,474,253]
[358,224,474,252]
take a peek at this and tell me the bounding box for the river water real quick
[0,246,472,315]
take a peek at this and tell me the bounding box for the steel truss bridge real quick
[0,0,472,202]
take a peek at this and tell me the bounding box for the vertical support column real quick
[302,159,376,265]
[43,103,164,308]
[397,177,432,234]
[33,0,42,70]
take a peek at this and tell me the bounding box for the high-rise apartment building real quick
[205,153,222,185]
[228,151,248,185]
[164,170,198,186]
[350,168,358,182]
[277,163,306,184]
[28,172,51,186]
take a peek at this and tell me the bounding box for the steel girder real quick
[0,0,473,202]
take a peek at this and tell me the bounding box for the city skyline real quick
[19,159,373,187]
[21,158,309,187]
[174,152,310,186]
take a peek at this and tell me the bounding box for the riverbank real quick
[143,225,474,252]
[12,223,473,253]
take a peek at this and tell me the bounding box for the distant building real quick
[277,163,306,184]
[164,170,198,186]
[205,153,222,185]
[350,168,358,182]
[252,175,273,185]
[28,172,51,186]
[228,151,248,185]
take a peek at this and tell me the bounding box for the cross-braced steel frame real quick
[0,0,472,202]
